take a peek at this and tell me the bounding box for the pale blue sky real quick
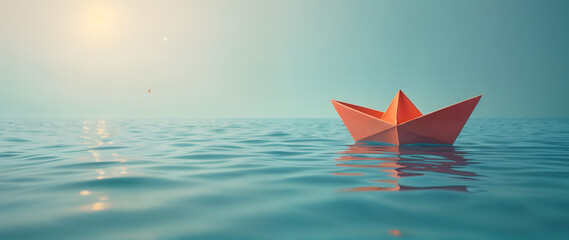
[1,0,568,118]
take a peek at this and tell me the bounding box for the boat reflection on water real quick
[332,143,479,192]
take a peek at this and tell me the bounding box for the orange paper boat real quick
[331,90,481,145]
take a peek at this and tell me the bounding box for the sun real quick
[84,5,115,36]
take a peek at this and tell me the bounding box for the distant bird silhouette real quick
[148,89,151,94]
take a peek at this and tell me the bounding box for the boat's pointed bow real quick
[397,95,482,145]
[331,100,393,141]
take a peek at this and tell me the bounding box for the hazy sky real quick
[1,0,568,118]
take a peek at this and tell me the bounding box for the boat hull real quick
[332,95,481,145]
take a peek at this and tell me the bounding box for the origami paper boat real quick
[331,90,481,145]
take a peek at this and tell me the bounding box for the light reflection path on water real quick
[332,143,479,192]
[78,120,128,212]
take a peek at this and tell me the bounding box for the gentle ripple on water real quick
[0,118,569,240]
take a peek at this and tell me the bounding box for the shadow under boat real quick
[332,142,480,192]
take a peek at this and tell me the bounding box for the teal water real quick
[1,118,568,239]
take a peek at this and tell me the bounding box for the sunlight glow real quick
[83,5,115,38]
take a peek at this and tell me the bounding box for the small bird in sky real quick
[148,88,151,94]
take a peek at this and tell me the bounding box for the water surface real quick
[1,118,568,239]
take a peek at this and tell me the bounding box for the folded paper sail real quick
[331,90,481,145]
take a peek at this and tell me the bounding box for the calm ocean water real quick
[1,118,568,240]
